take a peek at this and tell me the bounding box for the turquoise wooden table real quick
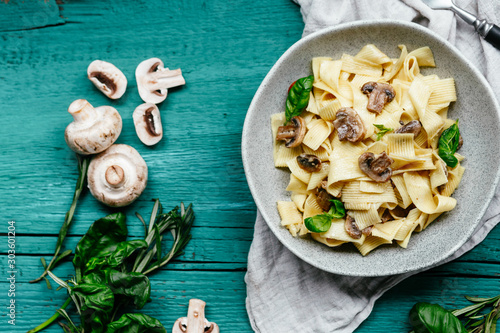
[0,1,499,332]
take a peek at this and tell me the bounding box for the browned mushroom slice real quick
[457,134,463,150]
[380,209,393,223]
[276,116,306,148]
[316,188,334,211]
[361,82,396,114]
[297,154,321,172]
[345,215,362,239]
[333,107,366,143]
[395,120,422,137]
[361,226,373,236]
[358,151,394,182]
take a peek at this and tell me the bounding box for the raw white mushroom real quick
[172,299,219,333]
[87,144,148,207]
[135,57,185,104]
[133,103,163,146]
[64,99,122,155]
[87,60,128,99]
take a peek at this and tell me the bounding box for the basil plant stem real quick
[30,155,91,284]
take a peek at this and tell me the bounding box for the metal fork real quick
[421,0,500,49]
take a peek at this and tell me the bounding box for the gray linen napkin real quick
[245,1,500,332]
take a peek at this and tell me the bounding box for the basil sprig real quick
[285,75,314,123]
[374,124,393,141]
[409,303,467,333]
[438,121,460,168]
[304,199,345,233]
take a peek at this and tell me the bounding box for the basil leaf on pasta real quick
[438,122,460,167]
[305,214,332,233]
[328,199,345,219]
[285,75,314,123]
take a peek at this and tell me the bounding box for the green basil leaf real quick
[106,313,166,333]
[409,302,467,333]
[328,199,346,219]
[374,124,393,141]
[305,214,332,233]
[71,283,114,332]
[73,212,128,273]
[285,75,314,123]
[107,239,148,267]
[107,269,151,310]
[438,122,460,167]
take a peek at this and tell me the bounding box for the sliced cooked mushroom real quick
[361,81,396,114]
[136,58,185,104]
[358,151,394,182]
[362,226,373,236]
[87,60,127,99]
[87,144,148,207]
[381,209,393,223]
[172,299,219,333]
[345,215,362,239]
[276,116,306,148]
[297,154,321,172]
[133,103,163,146]
[64,99,122,155]
[316,188,334,211]
[457,134,463,150]
[333,107,366,142]
[395,120,422,137]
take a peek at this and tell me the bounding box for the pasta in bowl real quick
[242,20,500,276]
[273,43,465,256]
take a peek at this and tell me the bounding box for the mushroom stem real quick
[68,99,97,123]
[186,299,206,333]
[105,165,125,186]
[148,68,185,91]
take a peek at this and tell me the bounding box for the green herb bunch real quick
[410,294,500,333]
[28,199,194,333]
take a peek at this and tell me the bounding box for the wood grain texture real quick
[0,0,498,332]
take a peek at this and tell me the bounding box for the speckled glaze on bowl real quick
[241,20,500,276]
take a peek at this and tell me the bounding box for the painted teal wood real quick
[0,1,498,332]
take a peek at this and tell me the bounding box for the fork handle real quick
[484,25,500,50]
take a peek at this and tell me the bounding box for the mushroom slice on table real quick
[395,120,422,137]
[172,299,219,333]
[297,154,321,172]
[361,81,395,114]
[133,103,163,146]
[87,144,148,207]
[276,116,306,148]
[136,57,185,104]
[333,107,366,143]
[358,151,394,182]
[87,60,127,99]
[64,99,122,155]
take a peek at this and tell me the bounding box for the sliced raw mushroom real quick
[64,99,122,155]
[136,57,185,104]
[361,81,396,114]
[297,154,321,172]
[395,120,422,137]
[333,107,366,142]
[358,151,394,182]
[87,144,148,207]
[316,188,334,211]
[133,103,163,146]
[87,60,127,99]
[276,116,306,148]
[345,215,362,239]
[172,299,219,333]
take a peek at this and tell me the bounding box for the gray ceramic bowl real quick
[242,20,500,276]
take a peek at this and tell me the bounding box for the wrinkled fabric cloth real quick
[245,1,500,332]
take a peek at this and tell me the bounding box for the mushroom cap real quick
[297,154,321,173]
[276,116,306,148]
[136,57,186,104]
[361,81,395,114]
[395,120,422,137]
[87,144,148,207]
[64,99,122,155]
[87,60,127,99]
[133,103,163,146]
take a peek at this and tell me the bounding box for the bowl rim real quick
[241,19,500,276]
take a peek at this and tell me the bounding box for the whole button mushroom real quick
[87,144,148,207]
[133,103,163,146]
[136,57,186,104]
[64,99,122,155]
[87,60,127,99]
[172,299,219,333]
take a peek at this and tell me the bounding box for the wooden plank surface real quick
[0,0,498,332]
